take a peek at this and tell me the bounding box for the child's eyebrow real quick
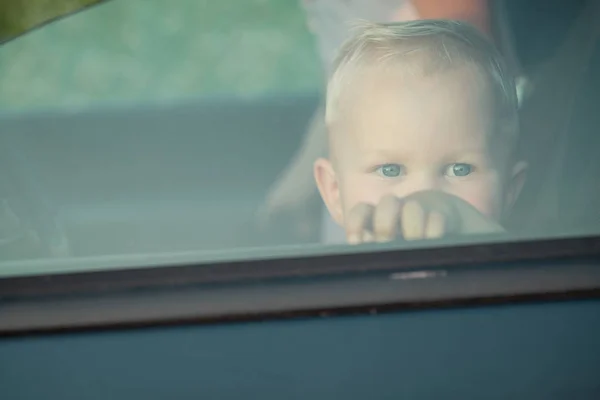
[442,148,491,159]
[360,148,413,163]
[359,147,490,164]
[442,146,488,153]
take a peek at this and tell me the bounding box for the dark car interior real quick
[0,93,321,260]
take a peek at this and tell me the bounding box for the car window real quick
[1,0,599,277]
[0,0,321,109]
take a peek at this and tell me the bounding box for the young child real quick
[313,19,527,244]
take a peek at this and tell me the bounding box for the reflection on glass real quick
[0,0,599,276]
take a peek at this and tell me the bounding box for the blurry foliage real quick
[0,0,322,110]
[0,0,103,42]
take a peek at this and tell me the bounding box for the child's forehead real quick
[337,65,493,125]
[350,61,488,96]
[329,65,495,158]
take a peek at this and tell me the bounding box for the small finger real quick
[401,200,426,241]
[362,230,376,243]
[425,211,446,239]
[373,195,401,242]
[346,203,375,244]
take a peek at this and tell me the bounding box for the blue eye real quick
[445,163,473,177]
[377,164,405,178]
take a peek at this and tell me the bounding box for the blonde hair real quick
[326,19,519,150]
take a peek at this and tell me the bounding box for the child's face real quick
[316,66,524,228]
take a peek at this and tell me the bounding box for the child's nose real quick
[393,173,440,198]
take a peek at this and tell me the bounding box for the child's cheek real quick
[341,174,389,211]
[452,183,502,220]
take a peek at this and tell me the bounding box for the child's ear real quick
[505,161,528,211]
[314,158,344,226]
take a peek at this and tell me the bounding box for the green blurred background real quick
[0,0,322,110]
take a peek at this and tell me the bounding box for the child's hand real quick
[345,190,504,244]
